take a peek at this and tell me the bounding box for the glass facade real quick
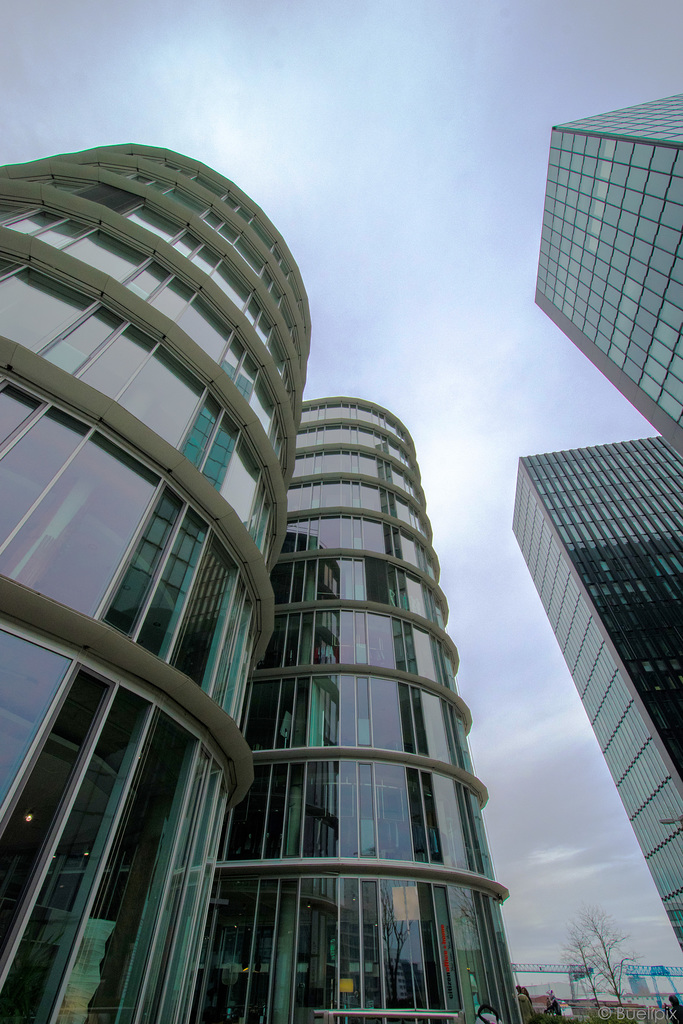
[513,437,683,949]
[197,398,516,1024]
[0,146,310,1023]
[536,94,683,456]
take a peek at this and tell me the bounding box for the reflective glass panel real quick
[3,688,148,1022]
[42,310,122,373]
[118,349,203,445]
[57,712,197,1024]
[0,630,71,808]
[64,232,141,280]
[78,326,153,397]
[0,386,39,444]
[0,436,159,615]
[0,674,106,955]
[0,270,89,350]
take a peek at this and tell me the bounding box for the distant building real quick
[197,397,517,1024]
[537,94,683,456]
[514,436,683,949]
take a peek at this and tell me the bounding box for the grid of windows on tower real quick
[538,129,683,423]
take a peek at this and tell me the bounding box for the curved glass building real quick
[0,145,309,1022]
[199,398,515,1024]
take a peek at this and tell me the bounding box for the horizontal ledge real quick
[213,856,509,901]
[252,745,488,806]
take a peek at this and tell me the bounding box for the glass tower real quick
[0,145,309,1022]
[198,397,517,1024]
[513,436,683,949]
[537,94,683,457]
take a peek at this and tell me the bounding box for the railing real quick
[313,1012,465,1024]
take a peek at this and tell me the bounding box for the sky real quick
[3,0,683,974]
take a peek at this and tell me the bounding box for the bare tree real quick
[562,905,638,1006]
[562,919,601,1005]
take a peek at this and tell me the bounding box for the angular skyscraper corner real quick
[513,437,683,950]
[536,94,683,456]
[198,397,517,1024]
[0,145,310,1021]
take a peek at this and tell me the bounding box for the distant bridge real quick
[512,965,683,977]
[511,965,683,1005]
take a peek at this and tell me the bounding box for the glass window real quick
[182,397,219,468]
[118,349,203,445]
[375,764,412,859]
[0,630,71,808]
[64,231,142,280]
[43,310,122,374]
[78,325,154,397]
[127,206,177,240]
[367,614,394,668]
[126,262,168,300]
[136,509,207,658]
[421,692,451,763]
[0,435,159,616]
[432,774,467,868]
[57,711,197,1021]
[0,385,39,444]
[177,299,231,362]
[0,408,87,545]
[150,278,193,320]
[309,675,339,746]
[221,441,259,525]
[0,270,90,350]
[203,414,239,490]
[0,674,106,953]
[3,687,148,1022]
[380,880,427,1007]
[303,762,338,857]
[172,539,237,689]
[104,489,183,635]
[370,677,402,750]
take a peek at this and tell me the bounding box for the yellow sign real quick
[339,979,354,993]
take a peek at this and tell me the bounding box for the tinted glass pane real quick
[3,688,148,1022]
[221,442,259,524]
[0,409,86,544]
[370,677,401,750]
[172,540,237,688]
[380,880,426,1007]
[64,232,141,280]
[57,712,196,1023]
[0,386,39,444]
[0,436,158,615]
[182,397,219,468]
[118,350,203,445]
[43,310,122,373]
[0,630,70,807]
[105,490,183,634]
[375,764,411,859]
[0,270,89,350]
[78,326,153,397]
[302,762,338,857]
[0,674,106,953]
[136,510,207,657]
[177,300,230,362]
[127,207,177,239]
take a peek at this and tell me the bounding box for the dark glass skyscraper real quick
[537,94,683,456]
[198,397,517,1024]
[513,436,683,949]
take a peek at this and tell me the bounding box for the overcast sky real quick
[4,0,683,973]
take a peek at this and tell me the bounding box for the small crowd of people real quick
[516,984,561,1021]
[516,985,683,1022]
